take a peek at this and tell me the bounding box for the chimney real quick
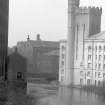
[27,35,30,41]
[37,34,41,41]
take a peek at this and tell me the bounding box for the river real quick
[40,87,105,105]
[28,83,105,105]
[1,83,105,105]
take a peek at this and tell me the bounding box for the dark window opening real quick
[17,72,22,80]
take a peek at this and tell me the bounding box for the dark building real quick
[8,48,27,88]
[13,34,59,79]
[0,0,9,80]
[34,50,59,79]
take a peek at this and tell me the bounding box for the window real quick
[99,64,101,69]
[87,71,91,77]
[61,76,64,81]
[61,69,64,74]
[98,72,101,78]
[99,46,102,52]
[62,54,65,59]
[88,55,92,60]
[88,63,91,68]
[99,55,101,60]
[95,72,97,77]
[17,72,22,80]
[95,80,97,86]
[87,79,91,85]
[61,45,65,51]
[95,64,97,69]
[103,64,105,69]
[61,61,64,67]
[104,46,105,52]
[95,46,97,52]
[88,46,91,52]
[80,79,83,85]
[103,73,105,78]
[95,55,97,60]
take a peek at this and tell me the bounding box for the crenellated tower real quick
[74,6,102,85]
[60,0,102,86]
[75,7,102,38]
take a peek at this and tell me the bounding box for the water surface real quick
[1,83,105,105]
[37,86,105,105]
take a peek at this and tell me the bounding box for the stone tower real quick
[65,0,80,85]
[59,0,102,86]
[74,7,102,85]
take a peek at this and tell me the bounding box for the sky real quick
[8,0,105,47]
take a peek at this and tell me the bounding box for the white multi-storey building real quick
[59,40,67,85]
[80,32,105,86]
[59,0,103,86]
[59,32,105,86]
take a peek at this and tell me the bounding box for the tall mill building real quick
[12,34,59,79]
[59,0,103,85]
[0,0,9,80]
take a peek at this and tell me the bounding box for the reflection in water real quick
[37,85,105,105]
[1,84,105,105]
[58,87,74,105]
[56,87,105,105]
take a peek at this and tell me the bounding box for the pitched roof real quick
[9,51,26,60]
[17,40,59,49]
[86,31,105,40]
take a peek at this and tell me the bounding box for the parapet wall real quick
[76,6,102,15]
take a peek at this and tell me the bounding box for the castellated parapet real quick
[76,7,102,16]
[68,0,79,7]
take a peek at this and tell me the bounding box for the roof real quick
[86,31,105,40]
[9,51,27,60]
[17,40,59,49]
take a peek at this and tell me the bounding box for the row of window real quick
[88,45,105,52]
[88,54,105,60]
[87,63,105,69]
[95,72,105,78]
[80,71,91,77]
[80,71,105,78]
[80,79,92,85]
[95,63,105,69]
[80,78,102,86]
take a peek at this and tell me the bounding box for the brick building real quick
[34,49,59,79]
[8,48,27,88]
[13,34,59,79]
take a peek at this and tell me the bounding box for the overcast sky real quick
[8,0,105,47]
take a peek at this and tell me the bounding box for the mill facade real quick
[59,0,102,85]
